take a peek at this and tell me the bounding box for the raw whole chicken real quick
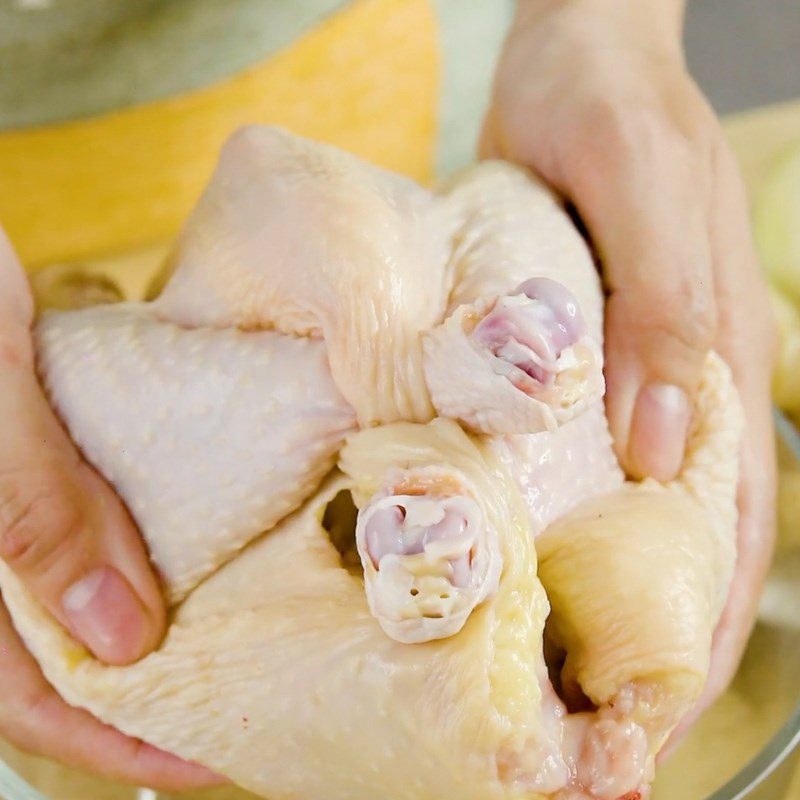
[0,127,743,800]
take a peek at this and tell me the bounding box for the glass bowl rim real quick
[704,410,800,800]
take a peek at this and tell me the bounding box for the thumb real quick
[0,240,165,666]
[560,133,716,481]
[604,284,714,481]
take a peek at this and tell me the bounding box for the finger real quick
[662,140,778,753]
[558,110,717,481]
[709,402,775,696]
[700,140,778,700]
[0,598,225,791]
[663,396,775,753]
[0,239,165,665]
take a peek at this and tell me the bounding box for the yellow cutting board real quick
[54,100,800,305]
[1,0,439,275]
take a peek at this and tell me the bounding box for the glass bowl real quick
[1,415,799,800]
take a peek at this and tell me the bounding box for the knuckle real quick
[578,95,716,173]
[718,274,779,367]
[587,99,658,152]
[0,469,84,575]
[19,685,55,723]
[657,295,716,354]
[680,281,716,340]
[660,266,714,318]
[0,690,57,757]
[625,278,716,359]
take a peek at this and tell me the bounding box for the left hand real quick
[0,230,224,790]
[482,0,777,735]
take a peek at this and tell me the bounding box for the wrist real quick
[513,0,686,63]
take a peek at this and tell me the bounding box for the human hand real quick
[0,231,220,788]
[483,0,777,730]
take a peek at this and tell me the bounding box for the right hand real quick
[482,0,777,737]
[0,231,220,789]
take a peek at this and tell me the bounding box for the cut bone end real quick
[424,278,604,436]
[356,470,501,644]
[472,278,600,404]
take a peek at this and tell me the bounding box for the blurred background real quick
[685,0,800,114]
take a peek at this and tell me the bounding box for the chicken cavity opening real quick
[499,691,650,800]
[543,623,595,715]
[322,489,361,574]
[497,626,650,800]
[355,472,501,644]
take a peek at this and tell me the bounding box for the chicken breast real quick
[0,127,744,800]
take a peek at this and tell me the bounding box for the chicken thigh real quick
[0,128,744,800]
[158,127,604,435]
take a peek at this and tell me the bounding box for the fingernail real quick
[62,567,150,665]
[629,383,691,482]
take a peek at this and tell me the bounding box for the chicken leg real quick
[158,127,604,435]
